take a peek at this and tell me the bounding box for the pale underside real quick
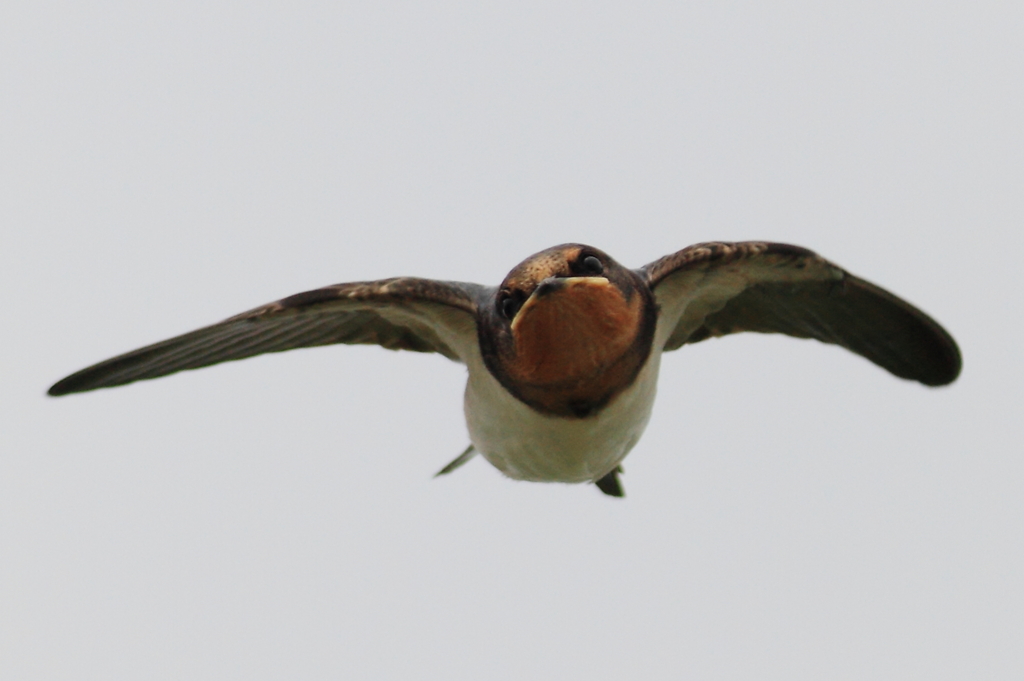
[463,341,662,483]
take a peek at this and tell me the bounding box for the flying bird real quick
[49,242,961,497]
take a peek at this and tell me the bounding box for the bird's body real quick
[50,241,961,496]
[465,343,660,483]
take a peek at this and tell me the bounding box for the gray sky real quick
[2,2,1021,679]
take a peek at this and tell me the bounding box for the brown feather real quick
[641,241,961,386]
[49,278,485,396]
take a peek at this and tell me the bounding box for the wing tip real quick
[47,371,101,397]
[827,275,963,388]
[920,340,962,387]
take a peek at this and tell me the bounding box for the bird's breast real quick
[509,278,640,384]
[501,278,648,416]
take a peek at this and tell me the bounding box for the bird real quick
[49,241,961,497]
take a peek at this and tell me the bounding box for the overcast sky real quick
[2,2,1021,679]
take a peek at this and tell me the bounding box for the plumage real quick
[48,278,485,395]
[49,242,961,497]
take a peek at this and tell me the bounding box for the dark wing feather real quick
[49,278,488,396]
[641,242,961,386]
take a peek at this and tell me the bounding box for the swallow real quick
[49,242,961,497]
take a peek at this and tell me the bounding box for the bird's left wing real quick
[640,242,960,386]
[49,278,489,396]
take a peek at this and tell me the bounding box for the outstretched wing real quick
[640,242,961,386]
[49,278,489,396]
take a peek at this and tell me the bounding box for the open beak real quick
[511,276,610,332]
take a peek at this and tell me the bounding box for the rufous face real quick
[479,244,657,418]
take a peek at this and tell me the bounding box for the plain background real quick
[2,2,1021,679]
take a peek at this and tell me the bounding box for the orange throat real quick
[507,278,644,410]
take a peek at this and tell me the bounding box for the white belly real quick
[463,352,661,483]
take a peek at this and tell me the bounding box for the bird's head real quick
[479,244,657,418]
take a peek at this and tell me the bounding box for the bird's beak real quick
[511,276,611,333]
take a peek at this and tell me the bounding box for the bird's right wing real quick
[641,242,961,386]
[49,278,489,396]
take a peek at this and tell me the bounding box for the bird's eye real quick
[581,255,603,275]
[500,295,520,320]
